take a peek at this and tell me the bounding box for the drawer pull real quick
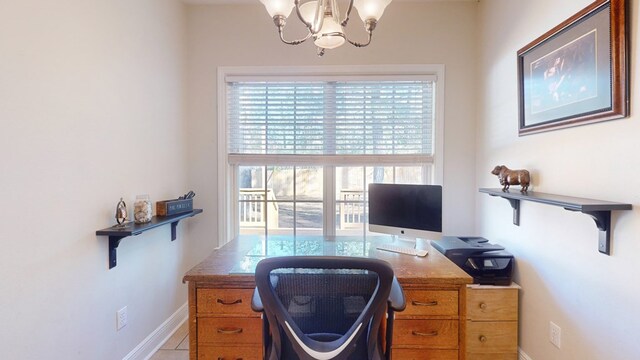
[479,335,487,343]
[217,298,242,305]
[411,330,438,337]
[217,358,244,360]
[217,327,244,334]
[411,300,438,307]
[479,302,487,310]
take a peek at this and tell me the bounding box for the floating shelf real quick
[96,209,203,269]
[479,188,631,255]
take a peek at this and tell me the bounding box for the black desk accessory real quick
[432,236,514,286]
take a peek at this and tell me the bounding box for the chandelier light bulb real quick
[314,16,345,49]
[260,0,295,18]
[353,0,391,22]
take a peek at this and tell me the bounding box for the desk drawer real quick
[199,345,262,360]
[391,348,458,360]
[197,289,255,316]
[464,353,517,360]
[393,319,458,348]
[198,317,262,345]
[465,320,518,353]
[399,290,458,317]
[467,287,518,321]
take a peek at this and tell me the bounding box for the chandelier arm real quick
[294,0,325,33]
[346,18,377,47]
[278,28,313,46]
[341,0,355,27]
[345,31,372,48]
[313,0,326,33]
[294,0,313,31]
[271,15,312,45]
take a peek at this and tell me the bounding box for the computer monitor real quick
[368,183,442,241]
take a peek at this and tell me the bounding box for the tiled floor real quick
[149,321,189,360]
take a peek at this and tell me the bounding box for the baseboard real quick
[122,302,188,360]
[519,348,533,360]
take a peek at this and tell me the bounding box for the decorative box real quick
[156,198,193,216]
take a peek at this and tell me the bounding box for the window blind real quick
[226,80,434,161]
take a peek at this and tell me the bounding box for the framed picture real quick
[517,0,628,135]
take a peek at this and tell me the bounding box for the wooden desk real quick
[183,235,473,360]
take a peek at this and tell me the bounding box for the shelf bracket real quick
[171,220,180,241]
[507,198,520,226]
[108,221,181,269]
[108,236,126,269]
[583,210,612,255]
[489,194,520,226]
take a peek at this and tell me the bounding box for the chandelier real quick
[259,0,392,56]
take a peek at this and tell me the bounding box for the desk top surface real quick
[183,235,472,287]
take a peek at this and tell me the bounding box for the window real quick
[218,66,444,244]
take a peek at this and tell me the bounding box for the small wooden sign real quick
[156,199,193,216]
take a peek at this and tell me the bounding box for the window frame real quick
[217,65,445,245]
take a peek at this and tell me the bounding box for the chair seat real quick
[307,333,342,342]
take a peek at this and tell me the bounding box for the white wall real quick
[476,0,640,359]
[0,1,203,359]
[185,1,479,247]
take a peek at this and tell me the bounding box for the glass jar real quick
[134,194,152,224]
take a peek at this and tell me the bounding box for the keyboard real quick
[376,244,428,257]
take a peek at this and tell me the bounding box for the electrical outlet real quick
[549,321,561,348]
[117,306,128,331]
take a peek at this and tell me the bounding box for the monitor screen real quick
[368,183,442,240]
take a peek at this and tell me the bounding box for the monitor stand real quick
[391,235,418,248]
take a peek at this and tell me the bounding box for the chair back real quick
[255,256,394,360]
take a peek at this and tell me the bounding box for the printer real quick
[431,236,514,286]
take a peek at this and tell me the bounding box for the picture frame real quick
[517,0,628,135]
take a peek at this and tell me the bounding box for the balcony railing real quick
[339,189,364,229]
[239,188,279,228]
[239,188,366,231]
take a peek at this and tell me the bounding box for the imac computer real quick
[368,183,442,244]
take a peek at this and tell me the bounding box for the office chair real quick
[251,256,405,360]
